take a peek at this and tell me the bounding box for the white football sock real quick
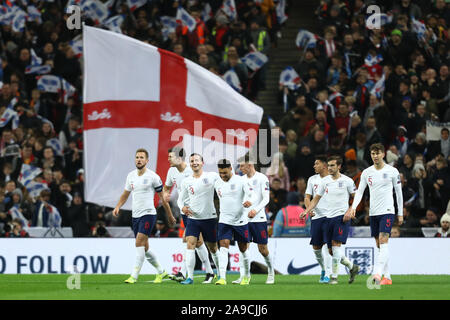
[239,252,246,279]
[331,246,341,278]
[241,250,251,277]
[210,250,220,274]
[339,247,353,269]
[313,249,325,271]
[196,243,213,274]
[376,243,389,276]
[219,247,229,280]
[324,247,332,277]
[185,249,196,280]
[263,252,274,274]
[131,246,145,279]
[383,259,391,280]
[145,249,164,274]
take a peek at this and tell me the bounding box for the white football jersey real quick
[215,174,251,226]
[244,171,270,223]
[306,174,329,219]
[178,171,219,220]
[165,165,193,212]
[316,174,356,218]
[358,164,402,216]
[124,168,163,218]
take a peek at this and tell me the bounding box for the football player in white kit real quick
[214,159,252,285]
[304,155,332,283]
[178,153,221,285]
[236,154,274,285]
[348,143,403,285]
[303,156,360,285]
[113,148,176,284]
[163,147,215,283]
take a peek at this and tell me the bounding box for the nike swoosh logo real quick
[287,260,319,274]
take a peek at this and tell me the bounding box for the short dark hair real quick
[217,159,231,169]
[441,128,449,134]
[315,155,327,163]
[169,147,185,159]
[190,153,203,162]
[238,153,256,164]
[135,148,149,159]
[369,143,385,153]
[327,155,342,166]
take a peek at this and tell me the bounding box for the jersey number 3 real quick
[189,186,195,195]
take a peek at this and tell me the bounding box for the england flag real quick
[8,206,29,228]
[221,0,237,21]
[12,8,27,32]
[25,64,51,75]
[222,69,242,93]
[411,18,427,41]
[27,5,42,23]
[160,16,177,40]
[0,108,19,129]
[61,78,77,103]
[295,29,318,49]
[37,75,61,93]
[25,181,49,199]
[279,66,300,90]
[241,51,268,71]
[83,26,263,209]
[176,6,196,32]
[201,3,213,22]
[126,0,146,12]
[47,138,64,156]
[103,14,124,33]
[47,204,62,228]
[370,74,385,99]
[18,164,42,187]
[69,35,83,58]
[364,53,383,67]
[81,0,108,25]
[276,0,288,24]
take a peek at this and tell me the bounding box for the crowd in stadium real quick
[0,0,449,238]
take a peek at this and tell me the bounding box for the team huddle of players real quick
[114,142,403,286]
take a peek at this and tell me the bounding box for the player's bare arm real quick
[113,190,131,217]
[343,193,356,222]
[162,185,172,202]
[158,191,176,226]
[303,194,321,218]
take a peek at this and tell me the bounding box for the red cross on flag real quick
[83,26,263,209]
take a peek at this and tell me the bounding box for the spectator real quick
[391,226,401,238]
[4,218,29,238]
[428,128,450,160]
[31,189,53,227]
[364,116,382,145]
[265,152,290,191]
[393,125,410,158]
[434,213,450,237]
[294,141,315,180]
[66,192,89,237]
[272,192,310,237]
[398,153,416,181]
[408,132,428,156]
[420,208,440,227]
[91,221,111,237]
[266,178,287,220]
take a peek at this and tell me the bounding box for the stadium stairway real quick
[255,0,320,125]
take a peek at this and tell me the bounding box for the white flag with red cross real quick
[83,26,263,209]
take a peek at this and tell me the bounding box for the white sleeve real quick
[165,169,173,187]
[316,179,326,197]
[242,178,252,203]
[253,175,270,213]
[305,177,313,196]
[124,173,132,191]
[392,169,404,216]
[352,170,367,209]
[152,174,163,193]
[347,178,357,196]
[177,180,189,210]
